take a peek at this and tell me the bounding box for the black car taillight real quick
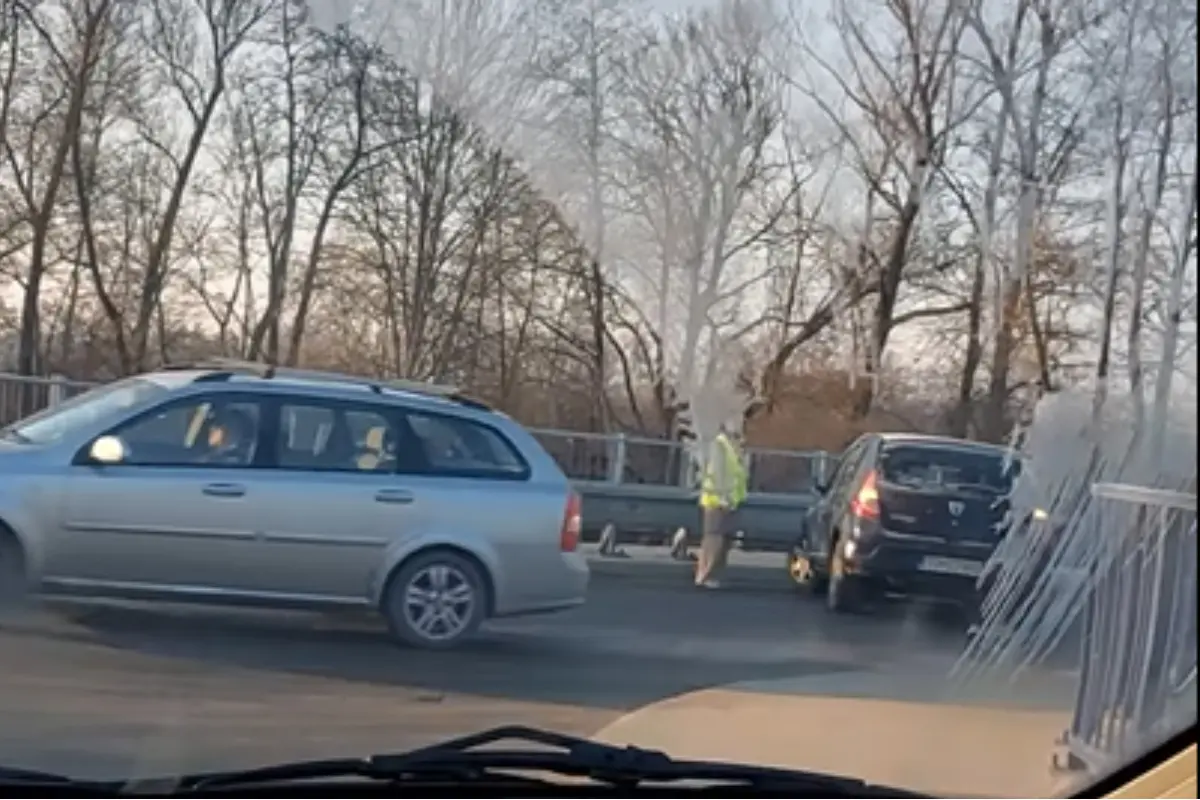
[850,469,881,519]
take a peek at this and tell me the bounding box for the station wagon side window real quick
[275,399,401,474]
[402,411,530,481]
[105,396,262,468]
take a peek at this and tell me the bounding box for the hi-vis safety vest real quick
[699,433,748,510]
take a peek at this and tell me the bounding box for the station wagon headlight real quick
[1032,507,1050,522]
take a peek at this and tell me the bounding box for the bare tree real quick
[753,130,877,414]
[0,0,30,271]
[1091,0,1152,412]
[1148,139,1198,456]
[614,2,784,441]
[6,0,116,395]
[64,1,141,373]
[284,30,398,365]
[1125,0,1196,412]
[963,0,1104,439]
[523,0,640,431]
[0,0,1193,456]
[131,0,271,369]
[788,0,968,417]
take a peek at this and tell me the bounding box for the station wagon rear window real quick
[405,411,529,480]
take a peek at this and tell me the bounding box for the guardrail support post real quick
[597,522,627,558]
[678,441,696,488]
[48,374,67,408]
[608,433,626,484]
[669,527,691,560]
[815,451,832,488]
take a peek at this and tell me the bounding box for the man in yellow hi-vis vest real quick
[695,423,749,589]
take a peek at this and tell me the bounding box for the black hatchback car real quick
[789,433,1020,616]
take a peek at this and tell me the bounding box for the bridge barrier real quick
[575,480,816,552]
[1057,483,1197,776]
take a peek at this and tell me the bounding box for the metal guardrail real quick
[0,372,95,426]
[526,427,832,495]
[1057,482,1197,775]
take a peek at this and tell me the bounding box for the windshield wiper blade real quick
[0,765,74,783]
[0,764,117,791]
[178,725,928,797]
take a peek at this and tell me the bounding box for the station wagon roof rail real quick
[162,358,493,411]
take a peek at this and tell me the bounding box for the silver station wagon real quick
[0,360,589,649]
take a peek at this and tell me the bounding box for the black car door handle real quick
[202,483,246,498]
[375,489,415,505]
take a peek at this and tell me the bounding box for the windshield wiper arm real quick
[0,763,118,792]
[178,725,927,797]
[0,765,74,783]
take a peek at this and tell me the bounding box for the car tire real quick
[787,545,828,595]
[381,549,487,650]
[825,546,859,614]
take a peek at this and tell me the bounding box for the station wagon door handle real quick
[375,489,415,505]
[202,482,246,498]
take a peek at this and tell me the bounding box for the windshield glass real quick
[0,0,1194,797]
[2,378,168,445]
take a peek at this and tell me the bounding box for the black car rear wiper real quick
[168,726,927,797]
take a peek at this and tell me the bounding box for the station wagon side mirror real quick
[88,435,127,465]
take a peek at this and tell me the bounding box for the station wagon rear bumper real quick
[494,551,589,618]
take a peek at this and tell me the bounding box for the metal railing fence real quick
[0,373,96,426]
[1058,482,1197,775]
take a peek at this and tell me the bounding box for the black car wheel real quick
[787,545,828,595]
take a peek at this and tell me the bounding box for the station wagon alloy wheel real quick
[383,550,487,649]
[405,564,475,640]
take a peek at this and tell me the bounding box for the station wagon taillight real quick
[850,469,881,519]
[560,492,582,552]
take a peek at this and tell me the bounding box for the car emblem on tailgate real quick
[948,501,965,517]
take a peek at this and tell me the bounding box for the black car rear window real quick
[880,444,1019,493]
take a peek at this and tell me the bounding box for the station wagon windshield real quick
[2,378,168,445]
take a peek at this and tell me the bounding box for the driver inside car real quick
[199,406,257,466]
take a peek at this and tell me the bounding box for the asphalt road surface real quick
[0,575,973,781]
